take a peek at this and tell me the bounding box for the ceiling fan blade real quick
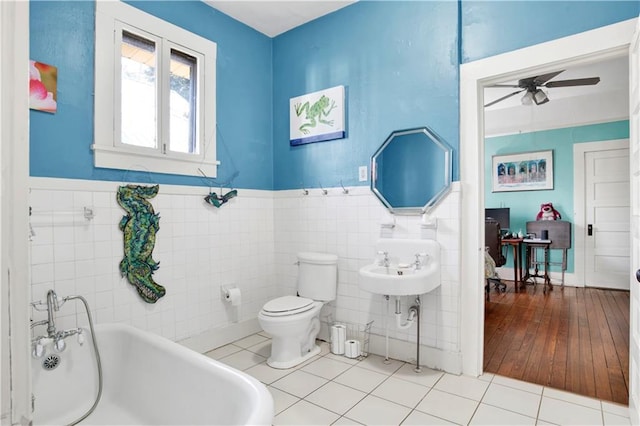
[544,77,600,88]
[487,84,521,88]
[484,89,525,107]
[518,70,565,88]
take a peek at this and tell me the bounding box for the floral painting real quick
[29,60,57,113]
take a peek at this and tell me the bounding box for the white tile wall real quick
[29,178,462,366]
[29,178,276,343]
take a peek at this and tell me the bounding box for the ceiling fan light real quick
[533,89,549,105]
[521,92,533,105]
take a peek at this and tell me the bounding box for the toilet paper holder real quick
[329,320,373,360]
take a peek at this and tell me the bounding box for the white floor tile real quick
[332,416,364,425]
[538,396,603,425]
[344,395,412,426]
[203,343,241,360]
[357,355,404,375]
[478,372,495,383]
[492,374,543,395]
[246,339,272,358]
[470,403,537,425]
[325,352,361,365]
[233,333,269,348]
[415,389,480,425]
[602,412,631,426]
[434,373,490,401]
[542,387,601,410]
[268,386,300,415]
[392,363,444,388]
[218,349,265,371]
[244,362,294,384]
[482,382,542,418]
[601,401,629,417]
[333,366,389,393]
[271,370,329,398]
[301,356,353,380]
[401,410,456,425]
[371,376,430,408]
[603,411,631,425]
[306,381,367,415]
[274,400,340,425]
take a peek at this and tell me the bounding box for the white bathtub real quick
[32,323,274,425]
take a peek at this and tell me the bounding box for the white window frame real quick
[94,1,217,177]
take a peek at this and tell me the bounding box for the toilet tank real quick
[297,252,338,301]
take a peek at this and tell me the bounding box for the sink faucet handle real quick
[376,251,390,266]
[414,252,428,269]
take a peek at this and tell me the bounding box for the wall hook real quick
[301,182,309,196]
[319,182,328,195]
[340,180,349,195]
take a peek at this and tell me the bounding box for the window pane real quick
[169,49,197,154]
[121,31,157,149]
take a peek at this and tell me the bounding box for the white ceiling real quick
[484,56,629,136]
[204,0,356,37]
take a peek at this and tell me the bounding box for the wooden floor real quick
[484,282,630,405]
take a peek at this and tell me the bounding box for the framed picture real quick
[492,150,553,192]
[289,85,345,146]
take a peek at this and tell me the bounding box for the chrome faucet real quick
[414,253,427,270]
[377,251,390,267]
[46,289,60,337]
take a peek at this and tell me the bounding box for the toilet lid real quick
[262,296,314,317]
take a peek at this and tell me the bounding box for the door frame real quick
[459,18,637,378]
[574,138,630,288]
[0,1,31,423]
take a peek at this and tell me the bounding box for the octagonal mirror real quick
[371,127,453,215]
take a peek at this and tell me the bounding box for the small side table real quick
[523,239,552,293]
[500,238,524,290]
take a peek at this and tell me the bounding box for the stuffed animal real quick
[536,202,561,221]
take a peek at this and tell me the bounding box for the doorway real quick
[459,17,638,419]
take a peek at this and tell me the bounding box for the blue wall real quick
[272,1,459,190]
[485,120,630,273]
[461,1,639,63]
[30,0,274,189]
[29,0,640,190]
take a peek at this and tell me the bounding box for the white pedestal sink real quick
[359,239,441,296]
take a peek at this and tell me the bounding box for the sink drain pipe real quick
[394,296,422,373]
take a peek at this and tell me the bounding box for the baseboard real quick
[178,318,262,354]
[368,333,462,375]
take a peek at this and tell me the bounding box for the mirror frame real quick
[370,126,453,215]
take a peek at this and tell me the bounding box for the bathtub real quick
[31,323,274,425]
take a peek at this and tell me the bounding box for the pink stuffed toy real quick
[536,202,561,221]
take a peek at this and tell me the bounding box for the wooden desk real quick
[501,238,524,290]
[523,239,552,293]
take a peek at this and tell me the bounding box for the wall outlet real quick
[358,166,368,182]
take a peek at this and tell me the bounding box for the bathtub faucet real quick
[46,289,60,337]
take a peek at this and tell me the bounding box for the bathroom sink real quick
[359,263,440,296]
[358,239,441,296]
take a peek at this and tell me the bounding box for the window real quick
[94,1,217,177]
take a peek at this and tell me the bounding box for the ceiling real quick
[204,1,356,37]
[484,56,629,136]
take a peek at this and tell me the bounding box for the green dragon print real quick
[294,95,337,135]
[117,184,165,303]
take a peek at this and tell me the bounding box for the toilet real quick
[258,252,338,369]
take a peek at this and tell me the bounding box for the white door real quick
[584,145,630,289]
[628,17,640,426]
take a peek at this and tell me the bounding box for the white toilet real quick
[258,252,338,369]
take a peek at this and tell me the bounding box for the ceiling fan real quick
[484,70,600,107]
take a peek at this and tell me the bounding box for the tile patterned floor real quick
[205,333,631,425]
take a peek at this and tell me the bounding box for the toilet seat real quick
[261,295,315,317]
